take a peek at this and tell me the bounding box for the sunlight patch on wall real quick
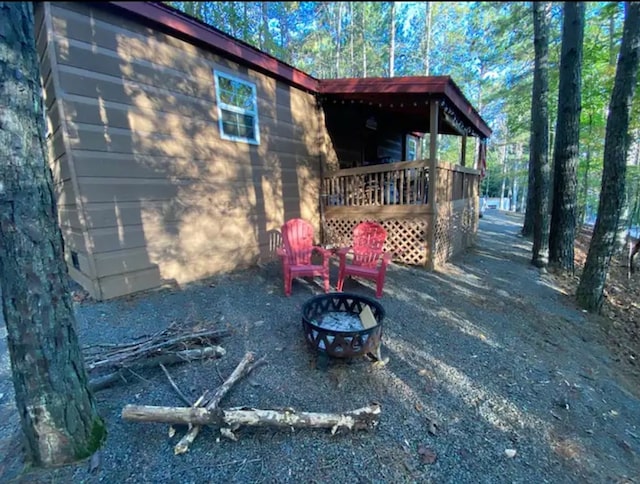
[51,28,70,60]
[114,198,125,245]
[115,36,211,85]
[140,200,258,284]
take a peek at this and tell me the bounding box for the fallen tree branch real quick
[86,329,230,371]
[160,364,192,406]
[122,403,381,435]
[89,346,226,392]
[173,351,266,454]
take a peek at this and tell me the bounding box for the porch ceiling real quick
[318,76,492,139]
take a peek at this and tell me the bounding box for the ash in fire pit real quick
[302,293,384,367]
[314,312,366,332]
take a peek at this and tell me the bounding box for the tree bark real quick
[522,158,535,236]
[0,2,105,467]
[500,144,508,210]
[389,2,396,77]
[577,114,594,230]
[530,1,552,266]
[260,1,268,51]
[577,2,640,312]
[335,3,343,77]
[548,2,585,272]
[362,3,367,77]
[424,2,432,76]
[349,2,355,77]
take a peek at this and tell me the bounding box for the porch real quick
[321,160,480,269]
[317,77,490,269]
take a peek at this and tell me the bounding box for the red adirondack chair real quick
[336,221,392,299]
[277,218,332,296]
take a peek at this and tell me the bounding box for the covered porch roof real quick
[318,77,492,140]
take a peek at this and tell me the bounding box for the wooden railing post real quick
[426,100,439,270]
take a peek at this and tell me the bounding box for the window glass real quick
[406,136,418,160]
[214,71,260,144]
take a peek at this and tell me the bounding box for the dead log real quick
[122,403,381,435]
[174,351,265,454]
[89,345,226,392]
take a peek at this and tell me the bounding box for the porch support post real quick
[426,99,439,270]
[460,133,467,166]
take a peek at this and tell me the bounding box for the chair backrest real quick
[352,221,387,268]
[281,218,316,265]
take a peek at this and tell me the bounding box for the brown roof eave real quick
[442,82,492,139]
[320,77,492,139]
[106,1,320,94]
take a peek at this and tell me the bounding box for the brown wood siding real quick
[36,3,93,284]
[46,2,322,299]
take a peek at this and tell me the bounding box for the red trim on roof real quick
[318,76,451,95]
[104,2,491,138]
[107,1,319,93]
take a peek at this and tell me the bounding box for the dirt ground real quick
[546,228,640,397]
[1,211,639,483]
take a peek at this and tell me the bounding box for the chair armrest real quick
[312,246,332,259]
[336,247,353,256]
[381,251,393,269]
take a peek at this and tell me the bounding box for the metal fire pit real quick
[301,292,384,364]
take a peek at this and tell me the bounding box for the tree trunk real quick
[424,2,432,76]
[260,1,268,51]
[577,114,594,229]
[500,145,508,210]
[389,2,396,77]
[576,1,640,312]
[349,2,355,77]
[0,2,105,467]
[336,3,343,77]
[362,4,367,76]
[242,2,248,42]
[548,2,585,272]
[609,7,617,67]
[511,162,519,212]
[530,1,552,266]
[522,158,535,236]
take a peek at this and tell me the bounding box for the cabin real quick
[35,1,491,300]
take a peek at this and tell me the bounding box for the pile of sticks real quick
[122,352,382,453]
[84,322,229,392]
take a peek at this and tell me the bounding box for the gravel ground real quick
[1,211,639,483]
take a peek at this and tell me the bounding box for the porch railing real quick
[321,160,431,208]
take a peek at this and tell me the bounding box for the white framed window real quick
[406,135,418,160]
[213,70,260,145]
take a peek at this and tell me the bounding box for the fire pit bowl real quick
[301,292,385,361]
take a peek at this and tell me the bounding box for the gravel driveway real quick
[1,211,639,483]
